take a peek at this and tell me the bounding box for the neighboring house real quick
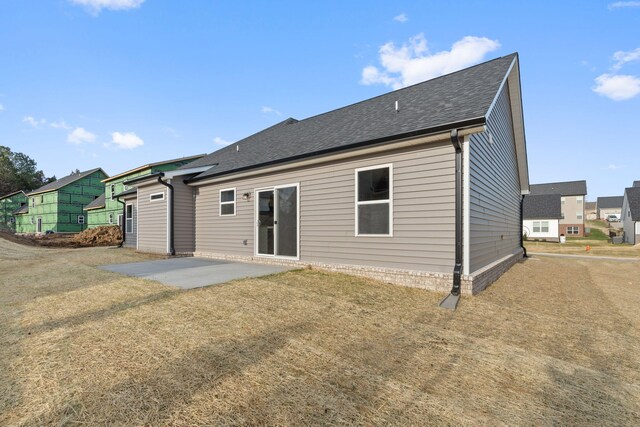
[84,155,204,231]
[124,53,530,295]
[522,194,562,242]
[621,185,640,245]
[597,196,623,220]
[585,201,597,221]
[0,190,27,231]
[15,168,108,234]
[529,180,587,237]
[634,181,640,188]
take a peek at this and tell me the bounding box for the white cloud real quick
[213,136,232,146]
[70,0,144,14]
[50,120,72,130]
[361,34,501,89]
[110,131,144,149]
[593,73,640,100]
[393,13,408,23]
[603,164,623,170]
[608,1,640,9]
[612,47,640,70]
[23,116,46,128]
[67,127,97,144]
[261,106,282,116]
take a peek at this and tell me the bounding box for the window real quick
[30,217,34,224]
[150,192,165,201]
[561,213,565,219]
[126,204,133,233]
[532,221,549,233]
[40,195,44,203]
[30,198,35,207]
[108,213,114,224]
[219,188,236,216]
[356,165,392,236]
[117,214,123,227]
[567,226,579,235]
[577,213,583,220]
[9,217,14,223]
[77,215,85,224]
[110,185,115,200]
[561,197,566,205]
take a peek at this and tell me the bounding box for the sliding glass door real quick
[256,185,298,258]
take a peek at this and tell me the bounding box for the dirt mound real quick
[72,226,122,247]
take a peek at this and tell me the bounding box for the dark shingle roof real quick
[529,180,587,197]
[597,196,623,209]
[0,190,26,200]
[625,187,640,221]
[27,168,106,196]
[84,193,105,210]
[114,188,137,198]
[585,201,596,211]
[186,53,519,180]
[633,180,640,188]
[13,204,29,214]
[523,194,562,219]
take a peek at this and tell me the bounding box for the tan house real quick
[529,181,587,237]
[121,53,530,297]
[597,196,623,221]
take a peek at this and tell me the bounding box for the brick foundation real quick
[192,249,524,295]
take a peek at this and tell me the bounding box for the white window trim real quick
[110,184,115,200]
[354,163,393,237]
[108,213,114,224]
[125,203,134,234]
[219,188,236,217]
[117,214,123,227]
[150,192,165,202]
[77,215,85,224]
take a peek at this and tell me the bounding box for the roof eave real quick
[187,117,487,184]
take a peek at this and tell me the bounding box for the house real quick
[597,196,623,220]
[14,168,108,234]
[122,53,530,295]
[529,180,587,237]
[585,201,597,220]
[83,155,204,233]
[0,190,27,231]
[522,194,562,241]
[621,185,640,245]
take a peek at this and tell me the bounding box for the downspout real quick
[157,174,175,256]
[116,199,126,248]
[439,129,463,310]
[520,195,528,258]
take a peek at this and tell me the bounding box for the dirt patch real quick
[72,226,122,247]
[1,242,639,425]
[0,226,122,248]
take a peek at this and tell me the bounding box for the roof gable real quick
[188,53,521,182]
[84,193,106,210]
[529,180,587,197]
[27,168,108,196]
[103,154,205,183]
[0,190,26,200]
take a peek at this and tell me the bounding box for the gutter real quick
[156,174,175,256]
[116,198,126,248]
[188,122,487,186]
[439,129,464,310]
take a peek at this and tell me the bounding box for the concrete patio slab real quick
[99,257,293,289]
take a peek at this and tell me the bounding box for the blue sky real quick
[1,0,639,199]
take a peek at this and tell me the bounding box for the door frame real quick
[254,183,300,260]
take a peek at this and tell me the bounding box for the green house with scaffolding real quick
[15,168,108,234]
[84,155,204,228]
[0,190,28,231]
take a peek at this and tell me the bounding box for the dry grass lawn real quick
[1,237,640,425]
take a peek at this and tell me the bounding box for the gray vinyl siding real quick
[195,141,456,273]
[468,85,522,273]
[172,179,196,253]
[123,198,137,248]
[137,183,168,253]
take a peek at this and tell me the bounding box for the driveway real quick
[99,257,294,289]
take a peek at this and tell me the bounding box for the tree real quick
[0,146,56,196]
